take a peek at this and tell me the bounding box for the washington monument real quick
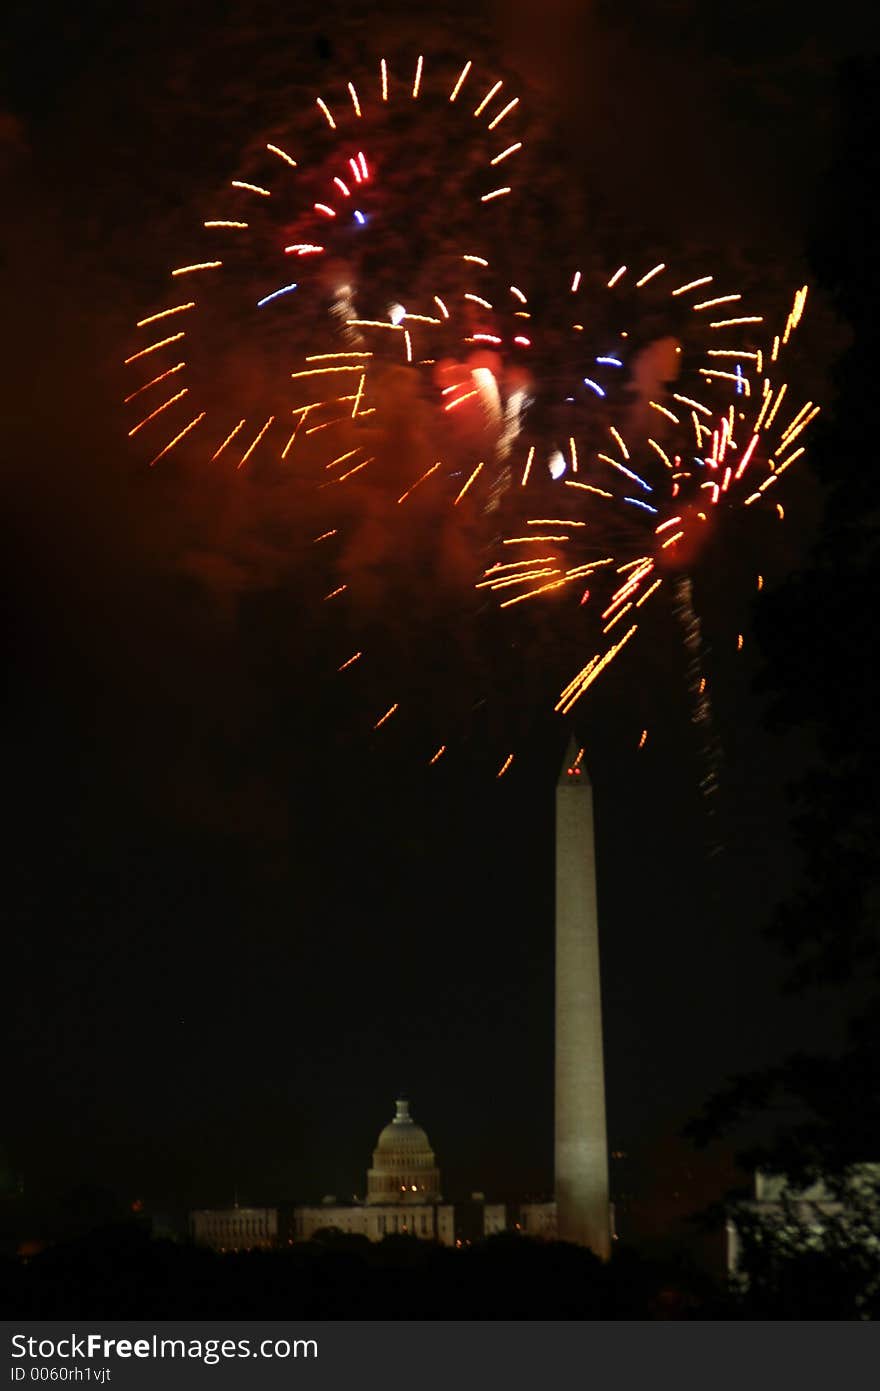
[555,738,611,1257]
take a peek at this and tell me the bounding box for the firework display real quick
[124,52,818,775]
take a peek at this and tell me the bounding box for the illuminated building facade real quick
[518,1201,558,1240]
[726,1167,880,1274]
[190,1206,277,1252]
[191,1098,457,1250]
[293,1096,454,1245]
[292,1198,455,1244]
[189,1097,562,1251]
[366,1097,442,1202]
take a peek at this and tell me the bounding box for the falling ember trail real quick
[671,574,724,848]
[373,703,399,731]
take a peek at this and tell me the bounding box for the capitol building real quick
[191,1096,556,1251]
[294,1097,458,1245]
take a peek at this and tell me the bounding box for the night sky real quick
[3,1,873,1213]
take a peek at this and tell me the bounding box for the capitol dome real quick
[366,1097,442,1204]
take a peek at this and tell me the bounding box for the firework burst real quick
[480,265,815,759]
[123,56,545,767]
[123,54,525,475]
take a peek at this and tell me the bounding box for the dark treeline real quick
[0,1225,729,1320]
[7,1222,877,1319]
